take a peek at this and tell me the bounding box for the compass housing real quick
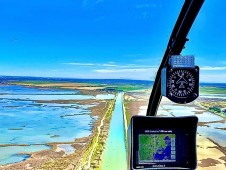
[162,66,199,104]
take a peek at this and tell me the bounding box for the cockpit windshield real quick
[0,0,225,170]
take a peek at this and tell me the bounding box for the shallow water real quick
[200,93,226,99]
[102,93,127,170]
[0,85,78,95]
[0,145,50,165]
[0,85,113,165]
[159,104,226,147]
[0,94,115,101]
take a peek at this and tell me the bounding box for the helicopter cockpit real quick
[128,0,204,169]
[1,0,226,170]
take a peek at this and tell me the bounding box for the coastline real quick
[0,99,113,170]
[0,83,116,170]
[1,81,226,169]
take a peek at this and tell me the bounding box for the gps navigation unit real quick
[128,116,198,170]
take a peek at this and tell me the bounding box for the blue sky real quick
[0,0,226,82]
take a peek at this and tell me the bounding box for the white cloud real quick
[102,64,117,67]
[64,62,116,67]
[63,61,158,80]
[120,65,158,68]
[200,66,226,70]
[94,68,153,73]
[63,62,158,69]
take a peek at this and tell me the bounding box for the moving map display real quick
[138,134,176,164]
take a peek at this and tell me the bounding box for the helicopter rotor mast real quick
[146,0,204,116]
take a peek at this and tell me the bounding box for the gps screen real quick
[138,133,176,164]
[129,116,198,169]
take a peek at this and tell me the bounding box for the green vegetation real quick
[10,80,152,92]
[198,101,226,117]
[106,85,147,92]
[123,96,131,128]
[78,98,116,170]
[200,86,226,94]
[41,99,116,170]
[209,107,221,114]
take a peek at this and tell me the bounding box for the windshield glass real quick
[0,1,225,170]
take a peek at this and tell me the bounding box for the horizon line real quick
[0,75,226,84]
[0,75,154,82]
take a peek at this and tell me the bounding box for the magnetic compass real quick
[168,69,195,97]
[161,55,199,104]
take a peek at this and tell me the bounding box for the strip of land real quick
[0,82,117,170]
[1,82,226,170]
[0,98,116,170]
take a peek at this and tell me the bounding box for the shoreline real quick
[76,94,117,170]
[195,100,226,118]
[1,82,226,169]
[0,99,115,170]
[0,83,116,170]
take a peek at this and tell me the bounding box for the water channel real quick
[102,93,127,170]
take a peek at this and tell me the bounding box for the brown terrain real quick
[124,92,226,170]
[0,83,116,170]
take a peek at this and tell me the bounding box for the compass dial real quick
[168,69,195,97]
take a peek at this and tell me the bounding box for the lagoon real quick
[0,94,115,101]
[0,145,50,165]
[160,104,226,147]
[0,85,113,165]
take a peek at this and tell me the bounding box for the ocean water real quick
[0,76,154,88]
[0,84,114,165]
